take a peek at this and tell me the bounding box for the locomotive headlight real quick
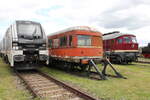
[42,44,46,47]
[12,43,19,50]
[13,46,18,50]
[16,46,19,50]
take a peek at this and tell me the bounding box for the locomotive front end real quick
[76,32,103,65]
[11,21,49,69]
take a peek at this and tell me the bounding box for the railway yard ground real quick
[137,57,150,64]
[0,58,37,100]
[0,58,150,100]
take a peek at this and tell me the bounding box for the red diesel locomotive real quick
[103,31,139,64]
[47,26,103,70]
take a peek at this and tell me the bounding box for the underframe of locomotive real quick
[106,52,138,64]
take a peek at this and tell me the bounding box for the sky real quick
[0,0,149,47]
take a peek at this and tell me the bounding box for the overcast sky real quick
[0,0,149,46]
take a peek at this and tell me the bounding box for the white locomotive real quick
[0,20,49,70]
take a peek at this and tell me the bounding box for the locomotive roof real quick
[48,26,100,36]
[102,32,135,40]
[15,20,40,25]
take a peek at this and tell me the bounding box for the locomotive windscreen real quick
[131,37,137,43]
[17,21,43,39]
[123,36,137,43]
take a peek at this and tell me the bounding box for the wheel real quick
[80,65,88,71]
[117,56,122,64]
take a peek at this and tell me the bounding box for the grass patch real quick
[138,57,150,63]
[40,63,150,100]
[0,58,39,100]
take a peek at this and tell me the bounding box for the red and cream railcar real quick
[47,26,103,69]
[103,31,139,64]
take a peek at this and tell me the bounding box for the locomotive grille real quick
[14,55,24,61]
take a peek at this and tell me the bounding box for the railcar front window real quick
[78,35,91,46]
[131,37,137,43]
[17,23,42,39]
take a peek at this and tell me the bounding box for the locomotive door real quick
[116,37,123,50]
[123,36,132,50]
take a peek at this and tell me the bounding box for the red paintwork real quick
[49,48,103,57]
[48,29,103,61]
[143,54,150,58]
[103,35,138,52]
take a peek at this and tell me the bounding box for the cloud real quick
[0,0,149,46]
[90,1,150,30]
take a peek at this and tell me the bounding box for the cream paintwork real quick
[112,50,139,53]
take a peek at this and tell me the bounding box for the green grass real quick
[138,57,150,63]
[40,63,150,100]
[0,58,40,100]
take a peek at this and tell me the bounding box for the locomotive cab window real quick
[124,37,131,43]
[131,37,137,43]
[78,35,91,46]
[117,38,122,44]
[17,22,43,39]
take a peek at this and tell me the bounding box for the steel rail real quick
[136,61,150,64]
[15,70,38,97]
[15,69,98,100]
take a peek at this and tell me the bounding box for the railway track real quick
[15,70,97,100]
[136,61,150,64]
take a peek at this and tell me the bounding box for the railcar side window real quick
[78,35,91,46]
[124,37,131,43]
[48,39,53,48]
[69,35,72,46]
[60,36,67,46]
[117,38,122,44]
[53,39,59,48]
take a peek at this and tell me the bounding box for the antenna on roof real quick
[103,31,120,36]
